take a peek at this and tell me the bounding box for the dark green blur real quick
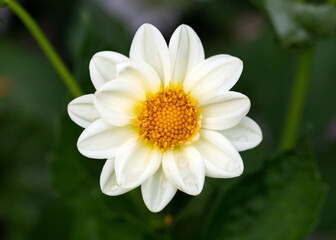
[0,0,335,239]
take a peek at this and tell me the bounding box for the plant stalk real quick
[279,47,313,150]
[4,0,82,97]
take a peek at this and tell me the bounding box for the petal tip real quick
[144,201,164,213]
[234,166,244,177]
[138,23,157,32]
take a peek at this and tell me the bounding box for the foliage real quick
[204,142,326,240]
[253,0,336,47]
[0,0,335,239]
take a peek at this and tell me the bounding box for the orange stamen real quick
[134,81,201,153]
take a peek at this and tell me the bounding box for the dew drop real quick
[184,174,197,186]
[161,180,168,189]
[227,162,239,172]
[110,185,119,192]
[237,135,248,142]
[178,157,189,169]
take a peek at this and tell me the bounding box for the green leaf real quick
[257,0,336,47]
[169,178,238,239]
[203,141,326,240]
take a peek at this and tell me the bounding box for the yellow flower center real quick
[134,82,201,154]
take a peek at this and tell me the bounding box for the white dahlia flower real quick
[68,23,262,212]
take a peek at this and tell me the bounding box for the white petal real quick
[169,24,204,86]
[129,23,170,87]
[115,137,161,189]
[194,129,244,178]
[100,159,131,196]
[201,91,250,130]
[162,146,205,196]
[219,116,262,151]
[141,167,177,212]
[116,59,160,94]
[77,119,136,159]
[67,94,99,128]
[94,80,145,126]
[89,51,128,90]
[183,55,243,102]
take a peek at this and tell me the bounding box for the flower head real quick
[68,23,262,212]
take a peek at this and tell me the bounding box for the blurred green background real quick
[0,0,335,239]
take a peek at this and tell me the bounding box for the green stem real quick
[279,47,313,151]
[4,0,82,97]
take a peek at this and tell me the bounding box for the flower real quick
[68,23,262,212]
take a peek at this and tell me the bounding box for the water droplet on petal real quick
[178,157,189,169]
[161,180,168,189]
[227,162,239,173]
[234,167,243,175]
[111,185,119,192]
[237,135,248,142]
[184,174,197,186]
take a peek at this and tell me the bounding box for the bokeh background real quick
[0,0,335,239]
